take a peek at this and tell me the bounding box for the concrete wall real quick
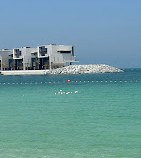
[22,48,37,70]
[13,47,37,70]
[51,45,74,63]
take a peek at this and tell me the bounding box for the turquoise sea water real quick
[0,69,141,158]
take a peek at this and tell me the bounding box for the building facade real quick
[0,44,77,71]
[0,49,13,71]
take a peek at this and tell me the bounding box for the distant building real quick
[0,49,12,71]
[0,44,78,71]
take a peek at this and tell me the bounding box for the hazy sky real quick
[0,0,141,68]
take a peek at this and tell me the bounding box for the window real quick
[39,46,47,56]
[57,51,71,53]
[15,49,21,58]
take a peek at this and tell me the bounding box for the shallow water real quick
[0,69,141,158]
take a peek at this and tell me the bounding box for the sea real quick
[0,68,140,158]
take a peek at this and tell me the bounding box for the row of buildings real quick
[0,44,78,71]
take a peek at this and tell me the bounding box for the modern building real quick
[0,49,13,71]
[0,44,78,71]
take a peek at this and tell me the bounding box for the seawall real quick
[1,70,49,75]
[47,64,124,75]
[1,65,123,75]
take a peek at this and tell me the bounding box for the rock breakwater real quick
[47,64,123,74]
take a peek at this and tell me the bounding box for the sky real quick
[0,0,141,68]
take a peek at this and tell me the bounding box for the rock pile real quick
[46,64,123,74]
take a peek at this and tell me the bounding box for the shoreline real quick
[0,64,124,75]
[1,70,49,75]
